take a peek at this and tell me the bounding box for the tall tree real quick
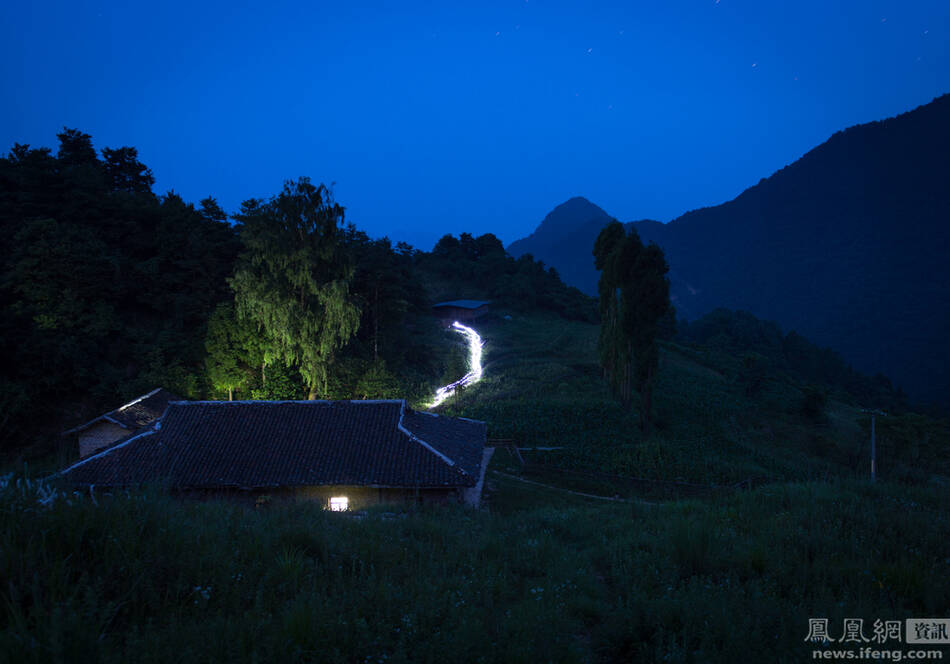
[230,178,360,400]
[593,221,627,388]
[593,221,670,433]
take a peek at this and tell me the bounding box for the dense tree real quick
[420,232,596,322]
[343,227,423,363]
[593,221,671,433]
[0,130,239,455]
[354,360,401,400]
[230,178,361,400]
[593,221,627,386]
[55,128,98,167]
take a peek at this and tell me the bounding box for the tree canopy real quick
[0,130,241,454]
[420,232,597,321]
[230,178,361,400]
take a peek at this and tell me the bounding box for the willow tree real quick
[593,221,670,433]
[230,178,360,400]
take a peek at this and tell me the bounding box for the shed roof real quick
[63,388,180,435]
[59,400,486,490]
[432,300,491,310]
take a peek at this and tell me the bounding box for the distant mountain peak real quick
[557,195,602,210]
[506,196,614,291]
[506,196,611,259]
[537,196,610,233]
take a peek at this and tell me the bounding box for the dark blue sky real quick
[2,1,948,251]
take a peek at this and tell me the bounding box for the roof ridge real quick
[113,387,163,413]
[166,399,406,406]
[396,403,471,478]
[59,427,159,475]
[62,387,170,435]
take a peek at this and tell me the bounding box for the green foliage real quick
[204,303,258,400]
[0,132,240,456]
[250,363,306,400]
[354,360,402,400]
[7,217,119,336]
[230,178,361,399]
[0,131,463,451]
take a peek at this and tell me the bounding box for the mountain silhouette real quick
[507,197,659,293]
[508,94,950,407]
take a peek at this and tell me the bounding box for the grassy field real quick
[2,474,948,663]
[2,311,949,663]
[436,312,950,487]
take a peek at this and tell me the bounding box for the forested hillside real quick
[0,130,239,454]
[0,130,591,459]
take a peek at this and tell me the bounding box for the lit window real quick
[329,496,348,511]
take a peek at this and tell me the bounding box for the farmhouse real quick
[63,387,180,458]
[59,400,488,509]
[432,299,491,326]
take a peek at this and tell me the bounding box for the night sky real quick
[2,1,948,251]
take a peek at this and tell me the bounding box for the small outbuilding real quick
[59,400,488,509]
[432,300,491,326]
[63,387,180,458]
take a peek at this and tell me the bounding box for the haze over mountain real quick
[507,94,950,407]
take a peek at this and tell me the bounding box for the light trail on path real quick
[428,321,484,408]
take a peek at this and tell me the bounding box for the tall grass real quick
[1,475,947,663]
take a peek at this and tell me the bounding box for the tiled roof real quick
[401,410,485,479]
[432,300,491,310]
[60,400,485,490]
[63,388,180,435]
